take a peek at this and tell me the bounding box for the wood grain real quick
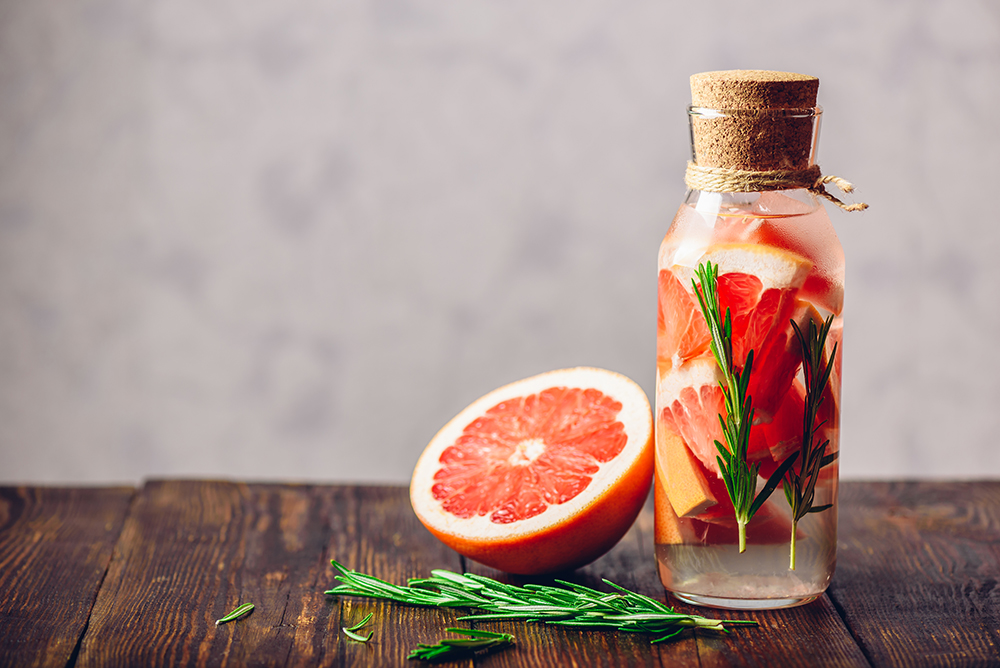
[74,482,464,667]
[330,486,466,668]
[76,481,341,667]
[828,481,1000,667]
[0,486,134,668]
[8,480,999,666]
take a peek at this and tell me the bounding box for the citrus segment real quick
[432,386,627,524]
[656,423,716,518]
[658,244,812,420]
[762,380,806,465]
[657,357,725,473]
[411,367,653,575]
[657,269,710,375]
[656,357,772,476]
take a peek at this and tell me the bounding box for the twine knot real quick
[684,162,868,212]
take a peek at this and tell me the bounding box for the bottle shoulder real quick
[660,189,845,315]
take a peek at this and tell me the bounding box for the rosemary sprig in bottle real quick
[692,262,798,553]
[324,560,755,644]
[783,315,840,570]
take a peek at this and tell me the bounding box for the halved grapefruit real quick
[410,367,653,575]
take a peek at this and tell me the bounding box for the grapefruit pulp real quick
[410,367,653,575]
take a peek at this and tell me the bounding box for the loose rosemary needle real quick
[692,262,797,552]
[324,560,755,644]
[216,602,254,626]
[343,612,374,642]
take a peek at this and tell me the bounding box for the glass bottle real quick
[654,71,846,609]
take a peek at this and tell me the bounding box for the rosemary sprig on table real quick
[692,262,797,553]
[783,315,840,570]
[324,560,755,644]
[407,628,515,663]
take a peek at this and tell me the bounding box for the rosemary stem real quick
[738,520,747,554]
[326,560,755,644]
[790,520,798,570]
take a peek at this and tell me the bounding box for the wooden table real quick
[1,481,998,667]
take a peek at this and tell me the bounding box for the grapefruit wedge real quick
[658,243,812,421]
[656,357,773,476]
[410,367,654,575]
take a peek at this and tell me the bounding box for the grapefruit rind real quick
[656,425,716,518]
[656,356,726,474]
[666,243,813,292]
[410,367,654,574]
[654,473,696,546]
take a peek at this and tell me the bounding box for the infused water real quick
[654,190,843,609]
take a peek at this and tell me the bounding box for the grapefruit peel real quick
[656,425,716,518]
[410,367,653,575]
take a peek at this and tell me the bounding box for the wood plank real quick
[74,482,463,667]
[462,492,869,667]
[48,480,999,665]
[828,481,1000,667]
[76,481,337,667]
[0,486,134,668]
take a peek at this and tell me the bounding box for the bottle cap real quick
[689,70,820,171]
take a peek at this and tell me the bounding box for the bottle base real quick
[668,590,820,610]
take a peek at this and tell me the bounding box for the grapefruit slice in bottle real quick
[656,356,772,476]
[660,243,813,421]
[410,367,653,575]
[657,269,711,376]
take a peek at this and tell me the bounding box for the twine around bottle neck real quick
[684,162,868,212]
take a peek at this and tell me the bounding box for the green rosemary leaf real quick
[343,628,374,642]
[750,450,799,518]
[344,612,373,633]
[215,602,254,626]
[808,503,834,514]
[820,450,839,468]
[448,628,511,639]
[429,570,481,589]
[650,627,685,643]
[553,580,605,597]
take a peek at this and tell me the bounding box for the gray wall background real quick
[2,0,998,485]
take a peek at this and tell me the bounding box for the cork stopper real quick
[689,70,820,171]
